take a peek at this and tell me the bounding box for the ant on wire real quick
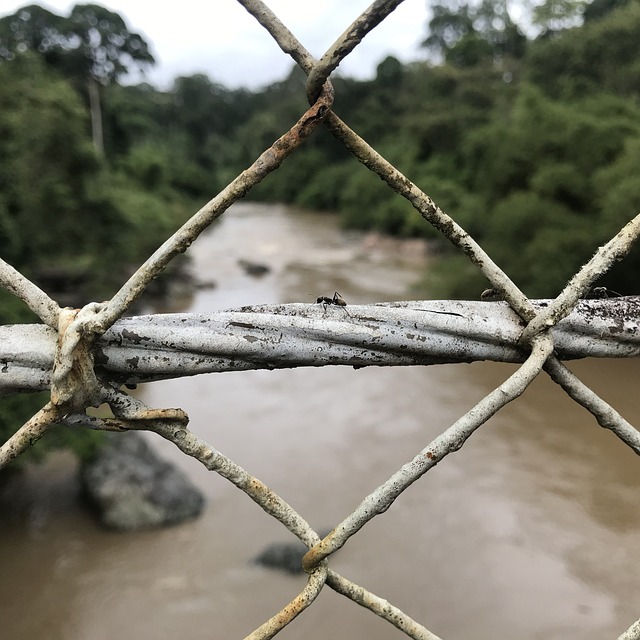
[583,286,640,307]
[313,291,350,316]
[584,286,622,299]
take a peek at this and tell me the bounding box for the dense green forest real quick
[1,0,639,461]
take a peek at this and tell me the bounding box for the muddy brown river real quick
[1,203,640,639]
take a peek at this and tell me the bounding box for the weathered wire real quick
[87,82,334,336]
[238,0,316,73]
[237,0,538,324]
[2,299,639,393]
[544,358,640,455]
[325,570,444,640]
[0,401,63,467]
[619,619,640,640]
[305,0,406,101]
[302,335,555,572]
[0,257,60,329]
[519,213,640,345]
[245,567,328,640]
[144,403,434,639]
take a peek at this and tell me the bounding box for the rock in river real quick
[253,530,332,574]
[81,432,205,531]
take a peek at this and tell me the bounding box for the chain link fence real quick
[1,1,640,638]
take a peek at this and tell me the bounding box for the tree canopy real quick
[0,3,155,153]
[0,3,154,84]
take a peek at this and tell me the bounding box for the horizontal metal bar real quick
[1,299,639,394]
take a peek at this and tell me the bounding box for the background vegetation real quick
[0,0,639,460]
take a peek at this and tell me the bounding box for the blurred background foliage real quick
[0,0,639,460]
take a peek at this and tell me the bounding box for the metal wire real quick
[1,1,640,638]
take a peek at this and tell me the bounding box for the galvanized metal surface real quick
[1,299,639,394]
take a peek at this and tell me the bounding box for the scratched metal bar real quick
[1,299,639,394]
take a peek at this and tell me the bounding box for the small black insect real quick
[582,286,640,307]
[584,286,622,299]
[314,291,350,315]
[480,288,504,301]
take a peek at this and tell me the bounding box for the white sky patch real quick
[0,0,430,89]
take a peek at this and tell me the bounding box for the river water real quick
[1,202,640,640]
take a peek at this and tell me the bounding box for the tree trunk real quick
[87,77,104,157]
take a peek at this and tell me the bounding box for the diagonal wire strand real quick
[87,83,334,336]
[0,402,64,469]
[519,213,640,344]
[236,0,536,322]
[302,335,554,571]
[326,570,444,640]
[544,358,640,455]
[305,0,407,100]
[239,0,640,465]
[146,417,437,639]
[0,257,60,329]
[619,619,640,640]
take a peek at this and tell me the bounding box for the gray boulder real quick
[254,539,309,574]
[81,432,205,531]
[253,530,332,574]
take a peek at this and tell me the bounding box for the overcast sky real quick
[0,0,431,89]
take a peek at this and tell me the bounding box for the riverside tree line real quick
[0,0,639,459]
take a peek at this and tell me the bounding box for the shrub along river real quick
[1,203,640,639]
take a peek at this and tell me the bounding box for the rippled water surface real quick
[2,203,640,640]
